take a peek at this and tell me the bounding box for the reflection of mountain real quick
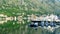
[19,0,60,15]
[0,0,60,15]
[55,8,60,15]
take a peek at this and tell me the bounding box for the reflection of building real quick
[17,16,23,22]
[6,17,13,21]
[0,14,14,24]
[17,16,23,24]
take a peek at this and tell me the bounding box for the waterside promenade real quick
[28,14,60,22]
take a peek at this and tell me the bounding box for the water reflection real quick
[0,21,60,34]
[0,14,60,34]
[28,27,60,34]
